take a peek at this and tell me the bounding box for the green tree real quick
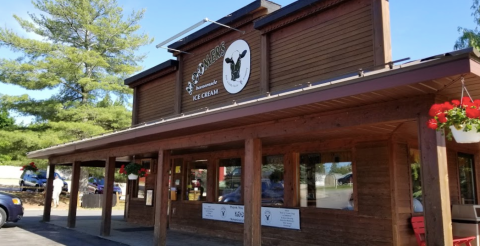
[0,0,152,166]
[0,107,15,129]
[455,0,480,50]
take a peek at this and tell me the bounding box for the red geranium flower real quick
[427,118,438,130]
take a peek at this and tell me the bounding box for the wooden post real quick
[283,152,299,207]
[154,150,170,246]
[372,0,392,67]
[206,159,217,202]
[100,157,116,236]
[244,138,262,246]
[67,161,81,228]
[417,113,453,245]
[43,163,55,222]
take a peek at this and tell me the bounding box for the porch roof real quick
[27,48,480,160]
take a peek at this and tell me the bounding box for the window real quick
[262,155,284,206]
[218,158,241,203]
[410,149,423,213]
[458,153,476,204]
[186,161,207,201]
[299,152,353,210]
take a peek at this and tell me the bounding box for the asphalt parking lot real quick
[0,210,126,246]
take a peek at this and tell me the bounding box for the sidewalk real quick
[43,210,242,246]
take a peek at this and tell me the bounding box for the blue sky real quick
[0,0,476,123]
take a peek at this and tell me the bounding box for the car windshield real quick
[97,179,105,185]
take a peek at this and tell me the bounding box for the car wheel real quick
[94,190,99,194]
[0,207,6,228]
[20,182,26,191]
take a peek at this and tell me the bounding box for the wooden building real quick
[28,0,480,245]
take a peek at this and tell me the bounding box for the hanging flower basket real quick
[449,125,480,143]
[427,77,480,143]
[428,97,480,143]
[128,174,139,180]
[119,162,148,180]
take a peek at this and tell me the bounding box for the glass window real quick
[458,153,476,204]
[299,152,353,210]
[186,161,207,201]
[262,155,284,206]
[218,158,242,203]
[410,149,423,213]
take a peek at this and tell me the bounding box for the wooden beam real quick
[50,96,433,164]
[244,138,262,246]
[260,34,270,94]
[283,152,299,207]
[100,157,116,236]
[67,161,81,228]
[417,111,453,245]
[42,163,55,222]
[154,150,170,246]
[372,0,392,67]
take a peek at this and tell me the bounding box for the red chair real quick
[411,216,476,246]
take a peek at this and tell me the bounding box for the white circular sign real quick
[223,40,251,94]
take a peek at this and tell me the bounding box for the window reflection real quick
[458,153,476,204]
[410,149,423,212]
[218,158,242,203]
[299,152,353,210]
[262,155,284,206]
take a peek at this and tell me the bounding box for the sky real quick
[0,0,476,123]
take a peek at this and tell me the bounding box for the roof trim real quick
[168,0,280,51]
[27,48,478,159]
[124,60,178,85]
[254,0,328,30]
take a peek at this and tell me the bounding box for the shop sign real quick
[202,203,300,230]
[186,42,226,99]
[222,39,251,94]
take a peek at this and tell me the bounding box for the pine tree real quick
[0,0,153,165]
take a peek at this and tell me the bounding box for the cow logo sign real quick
[223,40,251,94]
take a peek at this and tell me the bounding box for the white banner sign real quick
[202,203,300,230]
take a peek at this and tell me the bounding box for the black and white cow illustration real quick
[224,50,247,82]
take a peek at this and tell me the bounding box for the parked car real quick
[87,177,122,194]
[219,179,284,205]
[337,173,353,185]
[19,170,68,192]
[0,192,24,228]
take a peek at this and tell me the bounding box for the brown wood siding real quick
[181,22,261,113]
[169,202,244,239]
[269,1,374,93]
[136,73,176,124]
[447,149,460,204]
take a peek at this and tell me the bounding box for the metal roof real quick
[124,59,178,86]
[168,0,280,51]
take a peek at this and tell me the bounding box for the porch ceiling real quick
[27,49,480,160]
